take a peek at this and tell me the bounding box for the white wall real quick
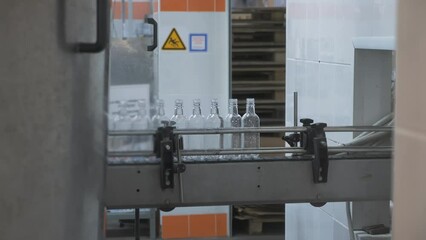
[393,1,426,239]
[285,0,396,239]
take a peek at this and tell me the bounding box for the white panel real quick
[286,203,334,240]
[286,0,396,239]
[286,0,307,59]
[305,0,320,61]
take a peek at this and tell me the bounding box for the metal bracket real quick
[300,119,329,184]
[154,121,185,190]
[283,133,300,147]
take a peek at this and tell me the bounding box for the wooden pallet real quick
[232,8,286,128]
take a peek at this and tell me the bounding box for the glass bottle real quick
[187,99,205,150]
[242,98,260,149]
[114,100,133,151]
[170,99,188,148]
[151,99,169,129]
[205,99,224,150]
[224,99,242,149]
[131,99,153,151]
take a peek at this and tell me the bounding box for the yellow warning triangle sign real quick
[162,28,186,50]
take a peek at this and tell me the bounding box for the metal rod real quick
[108,151,154,157]
[293,92,299,147]
[180,146,392,156]
[294,92,298,127]
[181,148,306,156]
[108,145,392,157]
[107,146,392,158]
[325,126,393,132]
[110,130,157,136]
[175,135,184,203]
[108,126,393,137]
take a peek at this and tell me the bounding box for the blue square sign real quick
[189,34,208,52]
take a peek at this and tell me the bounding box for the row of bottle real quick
[108,98,260,151]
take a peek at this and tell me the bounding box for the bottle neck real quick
[246,104,255,114]
[157,104,165,116]
[211,106,219,115]
[174,105,183,116]
[138,107,147,116]
[231,104,239,115]
[193,105,202,115]
[118,105,127,118]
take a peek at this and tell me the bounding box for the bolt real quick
[321,141,327,146]
[318,176,323,181]
[165,145,171,150]
[166,180,170,186]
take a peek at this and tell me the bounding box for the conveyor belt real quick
[106,155,392,208]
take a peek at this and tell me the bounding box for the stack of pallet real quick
[232,7,286,130]
[234,205,285,235]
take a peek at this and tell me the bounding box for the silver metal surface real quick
[106,157,391,208]
[109,126,393,136]
[0,1,107,240]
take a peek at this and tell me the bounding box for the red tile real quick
[161,0,187,12]
[162,215,189,239]
[216,214,228,236]
[188,0,215,12]
[216,0,226,12]
[189,214,216,237]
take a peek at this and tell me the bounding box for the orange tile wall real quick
[161,0,226,12]
[112,0,226,20]
[162,214,228,239]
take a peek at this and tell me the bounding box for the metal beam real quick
[106,157,391,209]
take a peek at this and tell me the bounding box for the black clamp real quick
[299,119,329,184]
[283,118,314,147]
[154,121,185,190]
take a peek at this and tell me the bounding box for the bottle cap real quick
[246,98,255,104]
[229,99,238,105]
[193,99,201,105]
[175,99,183,106]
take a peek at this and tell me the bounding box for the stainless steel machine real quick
[0,0,109,239]
[106,125,392,210]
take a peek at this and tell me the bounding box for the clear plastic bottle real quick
[151,99,169,129]
[224,99,242,149]
[170,99,188,148]
[187,99,205,150]
[131,99,153,151]
[242,98,260,149]
[205,99,224,150]
[114,101,133,151]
